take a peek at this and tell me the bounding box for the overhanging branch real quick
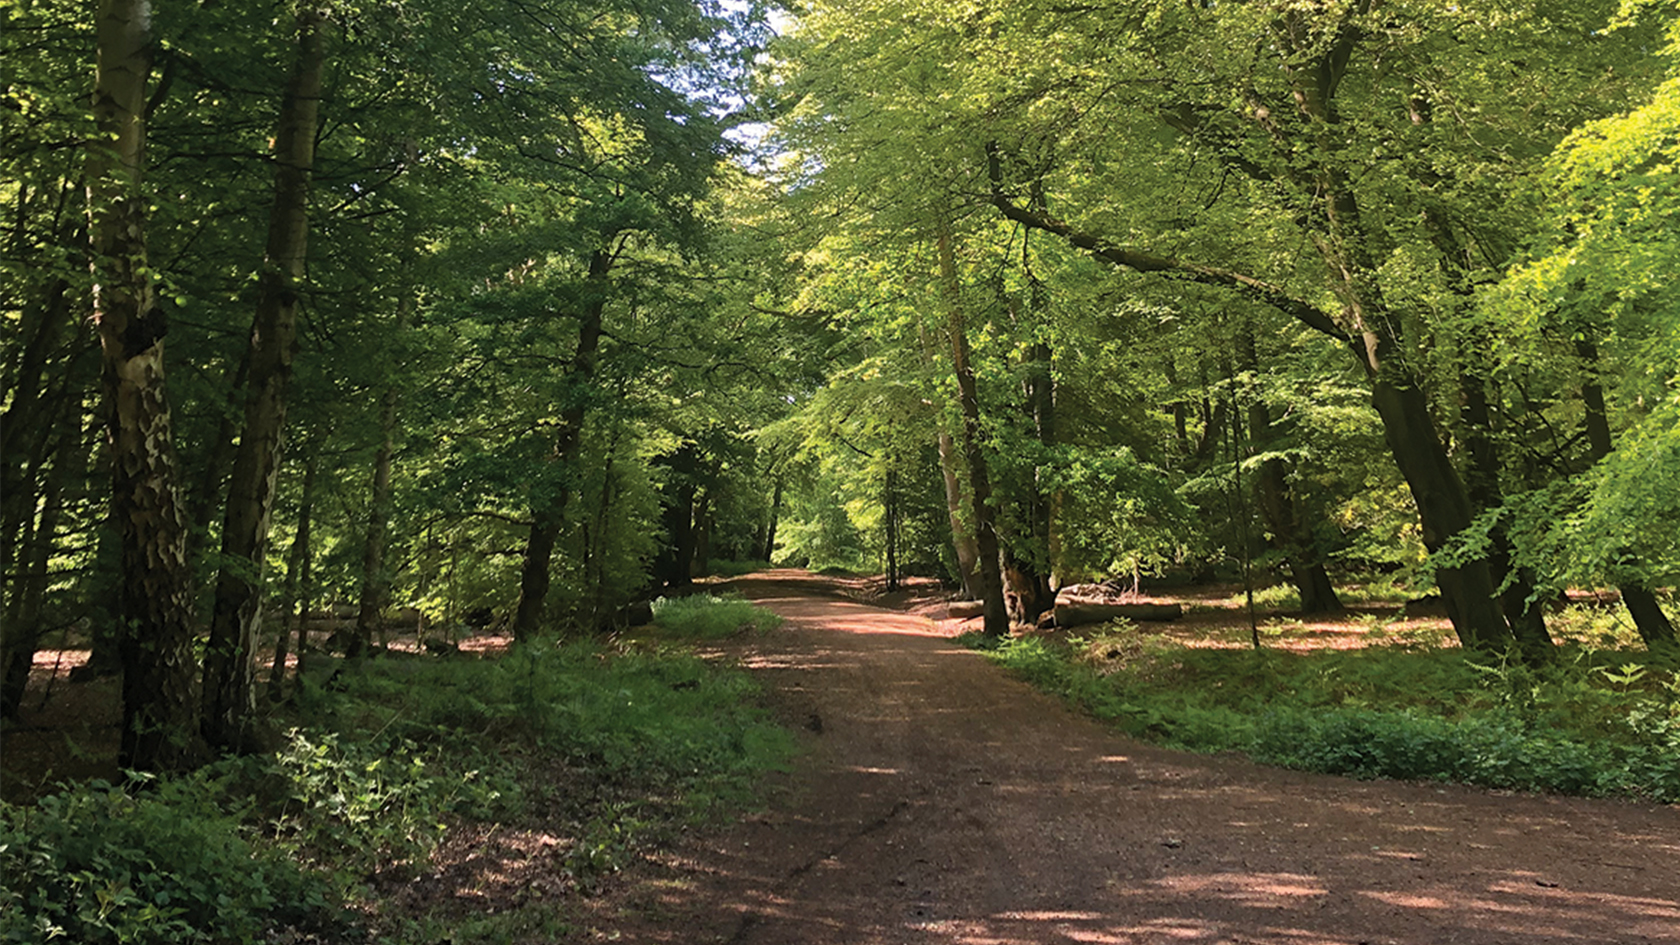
[984,144,1350,344]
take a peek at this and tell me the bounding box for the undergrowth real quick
[961,629,1680,802]
[651,593,784,639]
[704,559,773,578]
[2,597,795,945]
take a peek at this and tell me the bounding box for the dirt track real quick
[611,570,1680,945]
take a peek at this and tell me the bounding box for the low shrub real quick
[0,774,333,945]
[704,559,773,578]
[4,636,796,944]
[305,639,795,821]
[970,635,1680,802]
[650,594,784,640]
[271,729,497,880]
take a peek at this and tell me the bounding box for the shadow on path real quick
[619,571,1680,945]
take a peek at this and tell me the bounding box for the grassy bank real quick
[962,621,1680,803]
[1,598,794,944]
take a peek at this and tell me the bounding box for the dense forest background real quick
[6,1,1680,940]
[6,0,1680,766]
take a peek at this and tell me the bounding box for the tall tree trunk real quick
[203,9,326,752]
[0,382,78,719]
[89,0,202,770]
[352,295,410,655]
[999,197,1058,623]
[692,487,712,578]
[883,469,901,591]
[1246,399,1342,614]
[1277,18,1517,650]
[1366,369,1510,649]
[187,352,249,554]
[936,220,1008,636]
[584,427,624,627]
[3,281,81,686]
[267,452,318,701]
[936,430,981,597]
[1457,367,1553,654]
[656,448,700,589]
[761,476,783,562]
[1003,333,1056,623]
[511,249,611,639]
[1577,338,1677,649]
[1,281,73,564]
[1236,318,1343,614]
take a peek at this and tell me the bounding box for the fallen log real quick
[948,600,986,619]
[1048,601,1182,627]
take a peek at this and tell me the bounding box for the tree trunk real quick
[352,295,410,656]
[89,0,202,771]
[1237,319,1343,614]
[1621,587,1677,651]
[937,221,1008,636]
[883,469,901,591]
[267,452,318,701]
[187,352,249,555]
[1577,338,1678,650]
[511,249,611,639]
[203,8,326,752]
[0,380,78,720]
[936,430,981,597]
[662,472,698,588]
[1457,367,1553,654]
[1003,334,1056,624]
[1275,19,1516,650]
[1367,371,1509,649]
[1004,195,1058,621]
[1,445,66,720]
[692,487,712,578]
[762,476,783,562]
[1,281,73,578]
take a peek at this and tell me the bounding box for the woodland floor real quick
[595,570,1680,945]
[4,572,1679,944]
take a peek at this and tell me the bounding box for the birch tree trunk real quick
[89,0,202,770]
[203,9,326,752]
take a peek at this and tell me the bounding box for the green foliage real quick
[650,594,785,640]
[1045,446,1195,583]
[0,775,332,945]
[967,634,1680,802]
[270,729,489,880]
[706,559,774,577]
[2,639,796,944]
[306,644,795,820]
[1575,394,1680,583]
[775,499,871,573]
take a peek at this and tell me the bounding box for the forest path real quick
[609,570,1680,945]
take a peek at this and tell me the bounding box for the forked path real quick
[617,571,1680,944]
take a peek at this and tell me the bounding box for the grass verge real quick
[651,593,784,640]
[959,627,1680,803]
[3,597,795,944]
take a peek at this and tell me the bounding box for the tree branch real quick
[984,144,1349,343]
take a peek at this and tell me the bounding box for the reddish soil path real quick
[613,570,1680,945]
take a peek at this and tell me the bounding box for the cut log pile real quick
[946,585,1182,627]
[1038,601,1182,628]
